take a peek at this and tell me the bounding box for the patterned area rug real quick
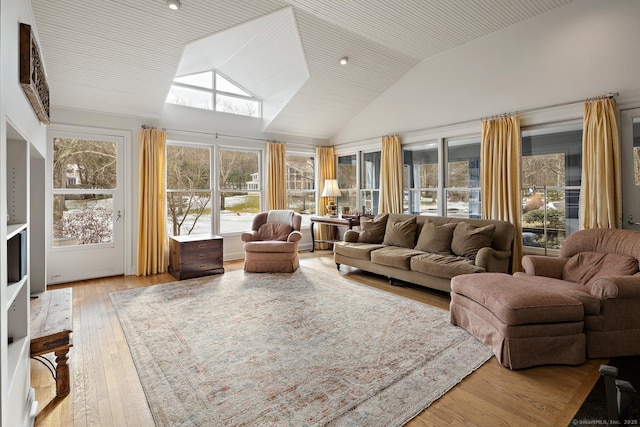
[110,268,492,426]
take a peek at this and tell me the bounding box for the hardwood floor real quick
[32,251,603,427]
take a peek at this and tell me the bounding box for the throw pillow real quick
[257,223,293,241]
[357,214,389,244]
[451,222,496,261]
[415,220,457,255]
[382,216,418,248]
[562,252,638,285]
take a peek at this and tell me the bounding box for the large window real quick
[286,154,315,226]
[404,143,439,216]
[166,144,261,236]
[166,144,212,236]
[521,125,582,253]
[166,71,261,118]
[446,138,481,218]
[219,148,261,233]
[337,155,357,215]
[361,151,381,215]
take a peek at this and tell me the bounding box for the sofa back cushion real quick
[415,220,456,255]
[357,214,389,244]
[451,222,496,261]
[383,216,417,248]
[562,251,639,285]
[257,223,293,241]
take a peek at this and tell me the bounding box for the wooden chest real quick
[168,234,224,280]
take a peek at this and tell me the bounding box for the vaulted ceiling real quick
[31,0,572,139]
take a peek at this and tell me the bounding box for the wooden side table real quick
[169,233,224,280]
[309,216,359,252]
[30,288,73,398]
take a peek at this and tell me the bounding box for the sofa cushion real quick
[257,223,293,241]
[414,220,456,255]
[451,222,495,261]
[513,272,602,315]
[333,242,386,261]
[410,253,485,279]
[562,252,639,286]
[357,213,389,244]
[370,246,424,270]
[383,216,417,248]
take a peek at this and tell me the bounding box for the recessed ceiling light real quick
[339,57,348,65]
[167,0,181,10]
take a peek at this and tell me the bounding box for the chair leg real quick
[600,365,620,421]
[599,364,638,422]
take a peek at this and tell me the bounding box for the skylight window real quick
[166,71,261,118]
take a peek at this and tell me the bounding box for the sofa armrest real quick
[241,231,260,242]
[475,247,511,273]
[287,230,302,243]
[521,255,567,279]
[343,230,360,243]
[589,274,640,299]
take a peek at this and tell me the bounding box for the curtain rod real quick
[164,127,277,143]
[340,92,619,145]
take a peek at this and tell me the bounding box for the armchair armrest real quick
[343,230,360,243]
[475,247,511,273]
[287,230,302,243]
[521,255,567,279]
[589,274,640,299]
[241,231,260,242]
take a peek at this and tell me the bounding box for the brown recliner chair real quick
[514,228,640,358]
[241,210,302,273]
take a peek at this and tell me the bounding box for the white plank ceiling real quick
[31,0,573,139]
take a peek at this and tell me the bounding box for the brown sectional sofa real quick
[333,213,515,293]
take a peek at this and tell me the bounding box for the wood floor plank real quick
[33,251,602,426]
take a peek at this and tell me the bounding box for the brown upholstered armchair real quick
[240,210,303,273]
[514,228,640,358]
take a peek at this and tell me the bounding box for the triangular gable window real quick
[166,71,261,118]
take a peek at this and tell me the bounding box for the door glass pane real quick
[53,138,117,189]
[219,149,260,233]
[52,194,113,246]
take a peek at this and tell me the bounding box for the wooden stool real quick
[30,288,73,397]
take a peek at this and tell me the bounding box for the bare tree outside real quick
[166,145,211,236]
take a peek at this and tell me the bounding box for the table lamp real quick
[321,179,341,217]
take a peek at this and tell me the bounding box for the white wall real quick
[332,0,640,145]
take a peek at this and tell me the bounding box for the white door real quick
[621,108,640,230]
[47,128,128,284]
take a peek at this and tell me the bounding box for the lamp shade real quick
[321,179,341,197]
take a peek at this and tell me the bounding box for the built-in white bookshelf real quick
[2,124,35,427]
